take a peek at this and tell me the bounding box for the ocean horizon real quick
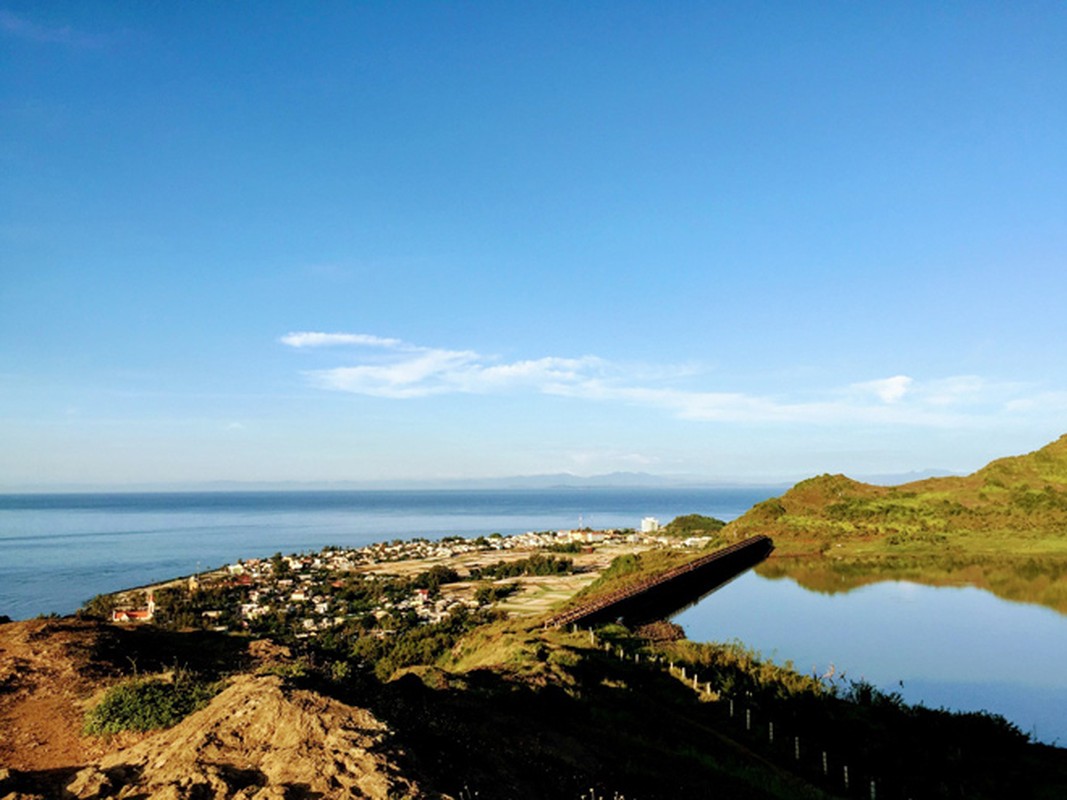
[0,486,778,620]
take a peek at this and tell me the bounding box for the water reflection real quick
[755,556,1067,615]
[672,571,1067,745]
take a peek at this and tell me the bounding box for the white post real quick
[745,708,751,731]
[843,765,849,791]
[822,752,828,776]
[794,736,800,760]
[768,721,774,744]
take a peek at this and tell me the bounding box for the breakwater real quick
[546,535,774,628]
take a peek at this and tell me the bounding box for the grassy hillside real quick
[726,434,1067,610]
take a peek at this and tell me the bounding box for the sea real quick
[0,487,776,620]
[3,486,1066,743]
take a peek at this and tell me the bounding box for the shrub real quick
[474,582,520,605]
[469,554,573,580]
[84,672,221,735]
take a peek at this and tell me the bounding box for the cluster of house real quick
[384,586,475,626]
[110,525,691,634]
[111,595,156,622]
[216,529,625,634]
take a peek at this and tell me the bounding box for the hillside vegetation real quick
[9,614,1067,800]
[726,434,1067,610]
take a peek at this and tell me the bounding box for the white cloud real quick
[279,331,407,349]
[852,375,913,403]
[1005,391,1067,414]
[282,331,1058,428]
[311,348,482,398]
[310,350,604,399]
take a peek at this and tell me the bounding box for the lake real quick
[673,570,1067,746]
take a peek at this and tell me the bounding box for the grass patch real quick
[84,671,222,735]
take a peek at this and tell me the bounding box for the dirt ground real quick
[0,618,125,772]
[0,619,432,799]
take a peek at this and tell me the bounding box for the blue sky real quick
[2,2,1066,487]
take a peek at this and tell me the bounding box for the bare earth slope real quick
[0,619,433,800]
[0,618,117,773]
[62,675,428,800]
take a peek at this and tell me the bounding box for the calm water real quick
[5,488,1065,746]
[0,487,772,619]
[674,571,1067,746]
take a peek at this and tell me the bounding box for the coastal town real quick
[101,517,720,642]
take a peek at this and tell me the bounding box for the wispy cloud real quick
[852,375,912,403]
[279,331,407,349]
[0,10,112,47]
[280,331,1047,427]
[1005,391,1067,414]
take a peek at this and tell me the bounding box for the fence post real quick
[768,721,774,745]
[794,736,800,761]
[843,765,849,792]
[729,698,734,718]
[745,708,751,732]
[822,751,828,776]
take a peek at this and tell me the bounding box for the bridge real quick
[544,535,774,629]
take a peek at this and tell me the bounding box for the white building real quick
[641,516,660,533]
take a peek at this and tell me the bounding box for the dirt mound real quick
[0,620,438,799]
[5,675,434,799]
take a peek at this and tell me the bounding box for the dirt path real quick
[0,619,119,771]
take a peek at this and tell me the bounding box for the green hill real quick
[726,435,1067,611]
